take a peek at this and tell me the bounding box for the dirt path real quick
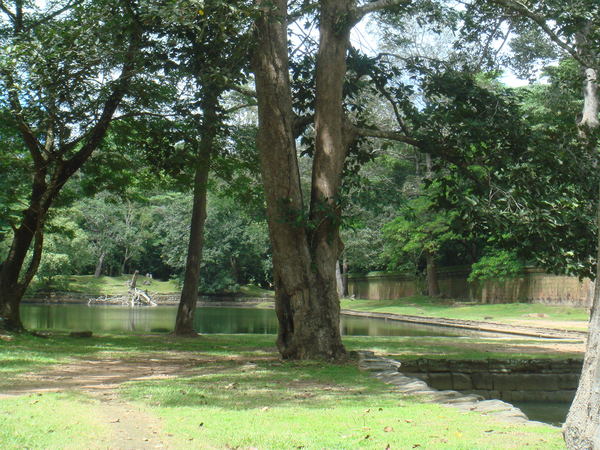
[1,354,209,449]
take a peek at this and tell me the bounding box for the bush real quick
[468,250,523,282]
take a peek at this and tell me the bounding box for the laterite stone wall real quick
[347,266,594,306]
[399,358,583,403]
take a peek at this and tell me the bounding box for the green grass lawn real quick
[238,284,275,298]
[120,360,563,449]
[341,296,589,328]
[0,392,109,449]
[0,333,565,449]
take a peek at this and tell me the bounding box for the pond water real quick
[512,401,569,427]
[21,303,469,337]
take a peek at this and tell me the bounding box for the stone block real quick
[452,372,473,390]
[451,360,489,373]
[427,372,453,390]
[492,373,559,392]
[471,372,493,390]
[507,390,528,402]
[554,390,577,402]
[427,359,451,372]
[556,373,580,390]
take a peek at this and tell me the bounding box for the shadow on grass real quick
[121,359,390,410]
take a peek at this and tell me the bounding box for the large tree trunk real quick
[94,251,106,278]
[0,171,47,332]
[579,68,600,131]
[342,255,349,297]
[425,250,440,297]
[0,217,44,332]
[174,94,218,337]
[564,186,600,449]
[252,0,352,360]
[335,261,344,297]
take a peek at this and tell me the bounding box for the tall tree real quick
[164,0,252,336]
[252,0,412,359]
[0,0,144,331]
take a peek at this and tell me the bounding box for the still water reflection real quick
[21,303,467,337]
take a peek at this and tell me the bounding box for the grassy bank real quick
[341,296,589,330]
[28,275,276,298]
[29,274,181,296]
[0,333,565,449]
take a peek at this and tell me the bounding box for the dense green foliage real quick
[0,0,598,294]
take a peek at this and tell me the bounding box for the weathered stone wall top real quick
[400,358,583,374]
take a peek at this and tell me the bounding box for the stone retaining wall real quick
[347,266,594,306]
[400,358,583,403]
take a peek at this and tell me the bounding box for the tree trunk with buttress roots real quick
[252,0,352,360]
[174,94,219,337]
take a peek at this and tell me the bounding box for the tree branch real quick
[1,69,45,166]
[229,84,257,98]
[372,78,410,135]
[25,0,81,31]
[354,0,411,22]
[293,113,314,138]
[0,0,16,22]
[487,0,590,67]
[354,126,421,147]
[224,102,258,114]
[61,16,143,179]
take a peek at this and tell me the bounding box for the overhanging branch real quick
[354,0,412,22]
[354,126,421,147]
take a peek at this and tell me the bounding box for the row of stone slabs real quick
[357,351,548,426]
